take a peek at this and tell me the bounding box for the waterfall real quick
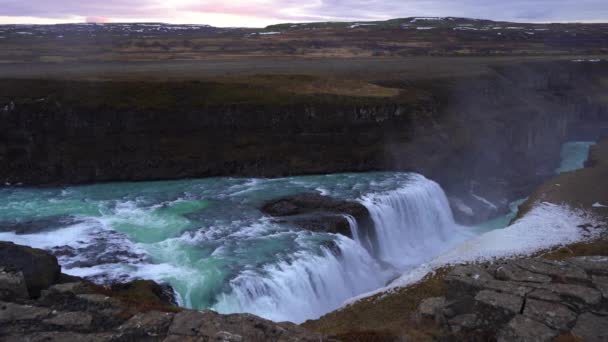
[212,235,389,323]
[359,174,469,269]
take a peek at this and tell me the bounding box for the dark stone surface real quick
[498,315,558,342]
[0,267,29,300]
[0,242,322,341]
[424,256,608,340]
[110,279,177,307]
[261,192,376,245]
[523,299,577,331]
[0,242,60,297]
[571,313,608,342]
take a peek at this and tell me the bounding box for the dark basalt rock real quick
[110,279,177,307]
[261,192,373,238]
[422,256,608,340]
[0,242,60,297]
[262,192,369,219]
[0,242,322,341]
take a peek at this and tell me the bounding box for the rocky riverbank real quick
[0,241,321,341]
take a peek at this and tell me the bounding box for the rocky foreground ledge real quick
[418,257,608,341]
[0,241,321,342]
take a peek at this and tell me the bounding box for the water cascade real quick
[359,175,471,269]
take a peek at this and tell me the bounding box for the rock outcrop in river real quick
[261,192,375,239]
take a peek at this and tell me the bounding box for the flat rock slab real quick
[484,279,534,297]
[475,290,523,314]
[0,302,51,323]
[496,264,552,283]
[592,275,608,299]
[3,332,114,342]
[514,259,588,282]
[445,265,494,298]
[474,290,523,327]
[45,282,92,296]
[498,315,558,342]
[538,283,602,307]
[43,311,93,328]
[119,311,175,336]
[571,313,608,342]
[523,299,577,331]
[566,256,608,276]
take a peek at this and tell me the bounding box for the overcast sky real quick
[0,0,607,26]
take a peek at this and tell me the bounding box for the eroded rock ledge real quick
[418,256,608,341]
[0,242,321,342]
[261,192,375,240]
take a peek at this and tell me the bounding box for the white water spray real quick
[360,174,470,269]
[212,235,390,323]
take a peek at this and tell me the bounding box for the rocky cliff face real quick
[1,61,607,223]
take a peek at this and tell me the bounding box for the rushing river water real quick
[0,141,596,323]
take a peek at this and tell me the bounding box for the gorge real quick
[1,18,608,340]
[0,137,601,325]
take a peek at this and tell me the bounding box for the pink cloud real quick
[182,3,279,18]
[86,16,110,23]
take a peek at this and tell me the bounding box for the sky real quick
[0,0,607,27]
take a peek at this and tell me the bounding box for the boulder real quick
[473,290,523,327]
[0,242,61,297]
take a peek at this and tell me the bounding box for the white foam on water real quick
[0,220,98,251]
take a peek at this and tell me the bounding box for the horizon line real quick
[1,16,607,28]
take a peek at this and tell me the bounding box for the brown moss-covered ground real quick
[302,268,452,340]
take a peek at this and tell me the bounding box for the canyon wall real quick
[1,61,607,221]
